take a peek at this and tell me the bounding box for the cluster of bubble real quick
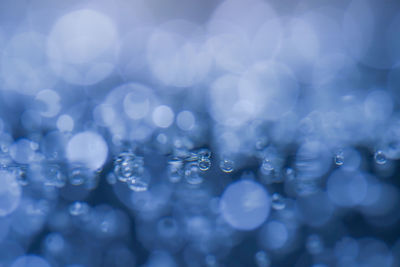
[0,0,400,266]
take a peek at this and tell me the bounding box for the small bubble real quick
[334,150,344,166]
[198,157,211,171]
[261,159,274,175]
[306,234,324,255]
[114,152,144,182]
[374,150,387,165]
[69,201,89,216]
[271,193,286,210]
[220,158,234,173]
[69,166,90,186]
[44,164,66,188]
[197,148,211,159]
[127,172,150,192]
[254,250,270,267]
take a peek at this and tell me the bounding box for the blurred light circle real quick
[327,170,367,207]
[0,170,21,217]
[56,114,74,132]
[152,105,174,128]
[261,220,289,250]
[47,9,119,85]
[66,131,108,170]
[176,110,195,131]
[364,90,393,122]
[209,74,253,126]
[343,0,400,68]
[10,139,36,164]
[147,20,212,87]
[238,61,299,120]
[220,179,270,230]
[35,89,61,118]
[123,84,154,120]
[1,31,56,95]
[11,255,50,267]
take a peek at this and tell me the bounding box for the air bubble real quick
[114,152,144,182]
[220,158,234,173]
[334,150,344,166]
[374,150,387,165]
[271,193,286,210]
[198,157,211,171]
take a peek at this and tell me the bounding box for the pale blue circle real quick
[220,179,270,230]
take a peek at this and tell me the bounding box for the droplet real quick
[254,250,271,267]
[271,193,286,210]
[220,158,234,173]
[185,162,203,185]
[198,157,211,171]
[334,150,344,166]
[374,150,387,165]
[69,201,89,216]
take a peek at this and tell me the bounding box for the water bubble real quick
[69,166,91,186]
[261,159,274,175]
[197,148,211,159]
[220,158,234,173]
[306,234,324,254]
[184,162,203,185]
[198,157,211,171]
[44,164,66,188]
[334,150,345,166]
[69,201,90,216]
[114,152,144,182]
[254,250,271,267]
[374,150,387,165]
[271,193,286,210]
[127,172,150,192]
